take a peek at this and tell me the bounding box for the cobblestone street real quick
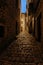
[0,31,43,65]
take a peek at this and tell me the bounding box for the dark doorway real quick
[29,21,32,34]
[37,13,41,42]
[0,26,4,37]
[16,21,18,35]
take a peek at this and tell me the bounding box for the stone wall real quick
[34,0,43,43]
[0,0,20,50]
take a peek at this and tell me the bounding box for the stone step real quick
[0,61,37,65]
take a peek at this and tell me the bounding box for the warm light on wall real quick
[20,14,25,32]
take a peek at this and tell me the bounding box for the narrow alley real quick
[0,31,43,65]
[0,0,43,65]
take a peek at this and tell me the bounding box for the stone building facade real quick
[33,0,43,43]
[0,0,20,50]
[15,0,20,34]
[28,0,43,43]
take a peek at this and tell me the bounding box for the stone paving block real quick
[24,63,36,65]
[0,61,12,65]
[0,32,41,64]
[38,63,43,65]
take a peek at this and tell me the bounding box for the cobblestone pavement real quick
[0,31,43,65]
